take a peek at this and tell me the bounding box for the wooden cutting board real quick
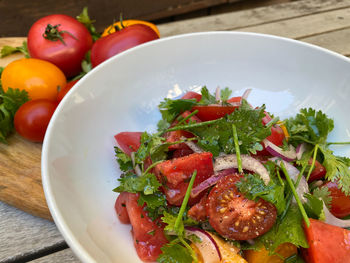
[0,37,52,220]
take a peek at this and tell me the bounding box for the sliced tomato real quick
[308,159,326,182]
[181,91,202,102]
[115,192,130,224]
[154,152,214,206]
[192,105,239,121]
[171,147,194,158]
[323,181,350,218]
[126,193,168,262]
[303,218,350,263]
[114,132,142,155]
[188,194,208,222]
[227,96,242,104]
[207,175,277,240]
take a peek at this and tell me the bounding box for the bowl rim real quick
[41,30,350,263]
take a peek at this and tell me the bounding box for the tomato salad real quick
[113,87,350,263]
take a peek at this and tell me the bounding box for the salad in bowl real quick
[113,87,350,263]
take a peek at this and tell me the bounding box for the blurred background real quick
[0,0,293,37]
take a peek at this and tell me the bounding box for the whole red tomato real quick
[57,79,79,102]
[27,14,93,77]
[14,99,58,142]
[90,24,159,67]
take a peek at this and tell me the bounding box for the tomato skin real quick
[302,219,350,263]
[27,14,93,77]
[207,174,277,240]
[188,194,208,222]
[114,132,142,156]
[192,105,239,121]
[323,181,350,218]
[154,152,214,206]
[57,79,78,102]
[102,20,160,37]
[91,24,159,67]
[115,192,130,224]
[126,193,168,262]
[1,58,66,101]
[307,159,326,182]
[14,99,57,142]
[181,91,202,102]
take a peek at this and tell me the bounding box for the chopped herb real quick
[0,41,30,58]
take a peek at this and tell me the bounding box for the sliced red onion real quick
[296,143,307,160]
[191,168,237,198]
[185,227,221,262]
[130,152,142,176]
[180,136,204,153]
[214,154,270,184]
[323,201,350,228]
[215,86,221,102]
[263,139,296,162]
[270,157,309,203]
[241,88,252,101]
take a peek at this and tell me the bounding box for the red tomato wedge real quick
[114,132,142,156]
[181,91,202,102]
[303,218,350,263]
[192,105,238,121]
[115,192,130,224]
[323,181,350,218]
[188,194,208,222]
[154,152,214,206]
[307,159,326,182]
[207,174,277,240]
[126,193,168,262]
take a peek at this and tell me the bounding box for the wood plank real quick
[0,202,64,262]
[0,38,51,220]
[30,249,79,263]
[158,0,350,36]
[236,7,350,39]
[301,27,350,57]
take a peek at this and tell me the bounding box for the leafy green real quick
[313,186,332,207]
[0,88,29,143]
[197,86,217,105]
[114,147,133,172]
[113,173,161,195]
[256,205,309,252]
[0,41,30,58]
[157,243,193,263]
[76,7,100,41]
[220,87,232,102]
[236,172,286,215]
[158,98,197,123]
[186,100,271,156]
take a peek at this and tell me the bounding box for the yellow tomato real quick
[101,20,160,37]
[1,58,66,101]
[245,243,297,263]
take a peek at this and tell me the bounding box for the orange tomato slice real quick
[101,20,160,37]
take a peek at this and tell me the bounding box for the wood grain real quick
[30,249,79,263]
[0,202,64,262]
[0,37,51,220]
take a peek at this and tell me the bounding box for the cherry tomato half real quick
[1,58,66,101]
[207,175,277,240]
[323,181,350,218]
[101,20,160,37]
[308,159,326,182]
[114,132,142,156]
[57,79,79,102]
[27,14,93,77]
[14,99,58,142]
[91,24,159,67]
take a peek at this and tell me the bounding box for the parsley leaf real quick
[236,172,286,215]
[0,41,30,58]
[158,98,197,123]
[157,243,193,263]
[0,88,29,143]
[197,86,217,105]
[114,173,161,195]
[114,147,133,172]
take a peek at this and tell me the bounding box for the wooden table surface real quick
[2,0,350,261]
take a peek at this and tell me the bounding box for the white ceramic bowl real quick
[42,32,350,263]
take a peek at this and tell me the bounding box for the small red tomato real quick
[57,79,79,102]
[90,24,159,67]
[307,159,326,182]
[14,99,57,142]
[27,14,93,77]
[323,181,350,218]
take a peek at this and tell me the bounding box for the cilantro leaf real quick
[114,147,133,172]
[197,86,217,105]
[313,186,332,207]
[304,193,325,220]
[236,172,286,215]
[158,98,197,123]
[186,100,271,156]
[114,173,161,195]
[134,132,167,165]
[0,41,30,58]
[285,108,334,145]
[256,205,309,252]
[0,88,29,143]
[220,87,232,102]
[162,211,182,234]
[157,243,193,263]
